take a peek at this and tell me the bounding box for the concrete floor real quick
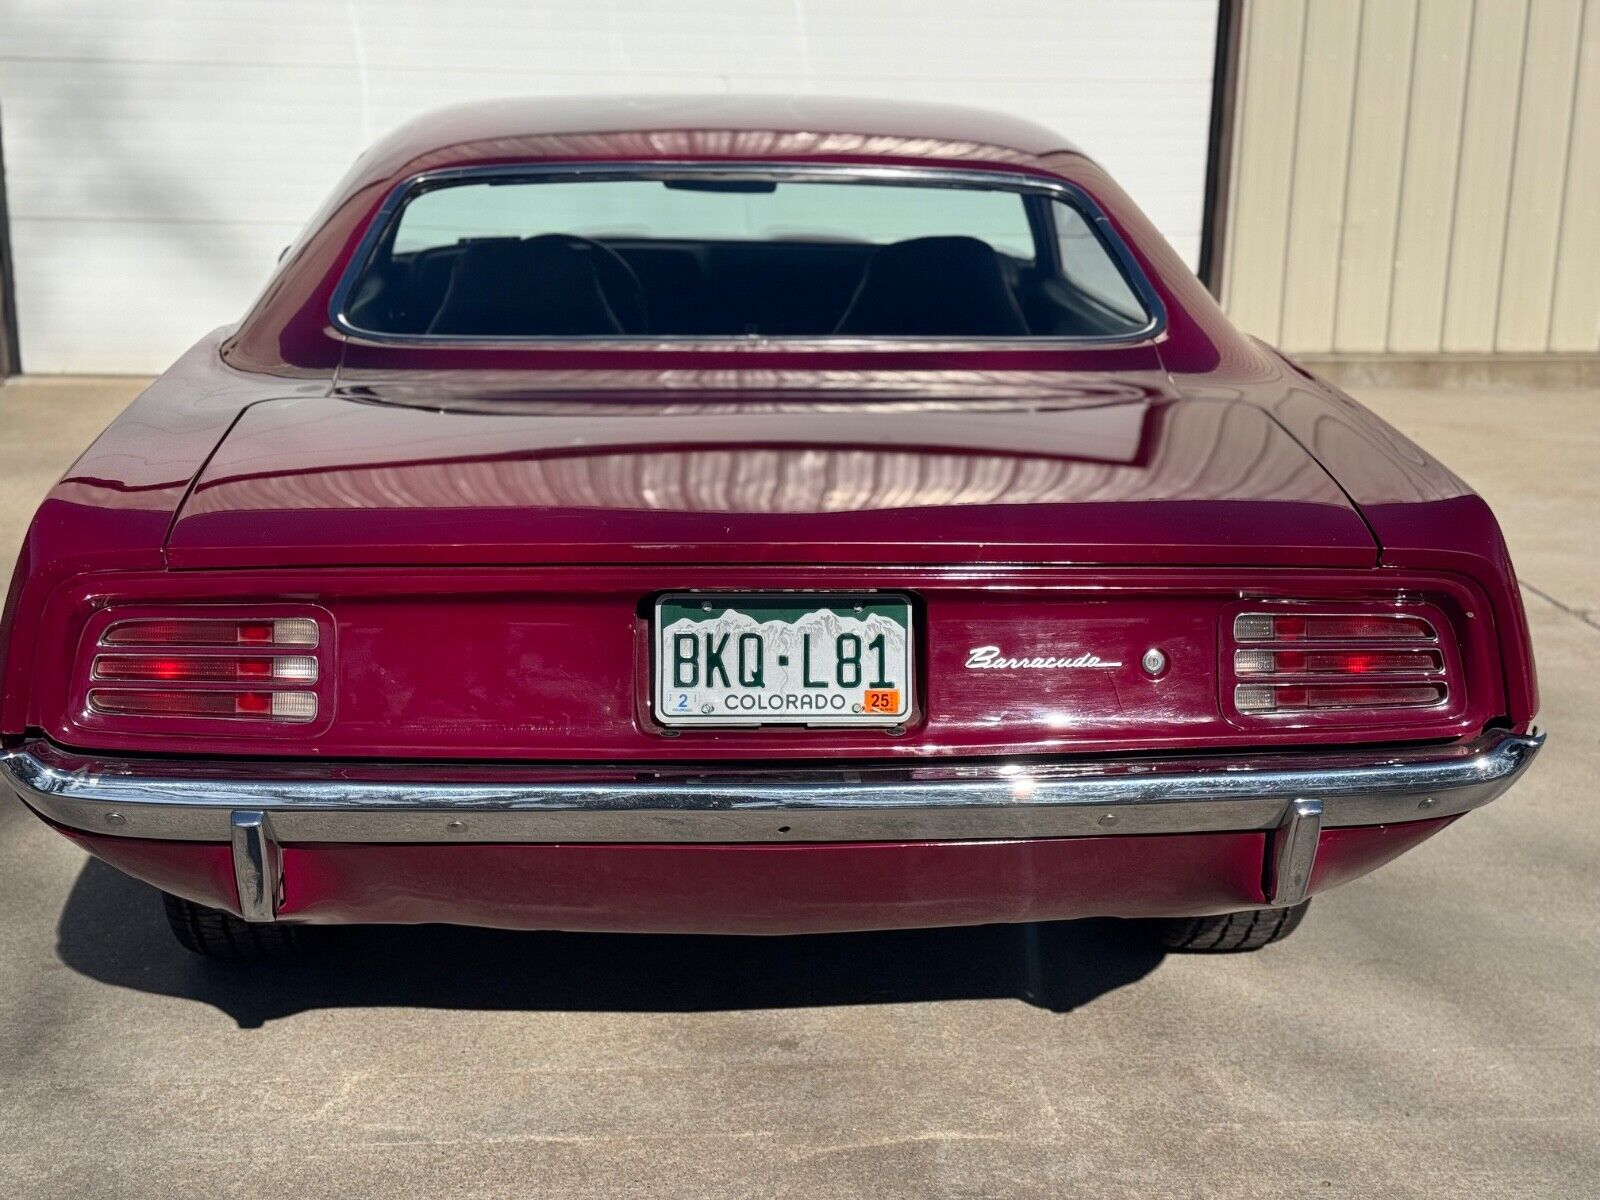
[0,376,1595,1199]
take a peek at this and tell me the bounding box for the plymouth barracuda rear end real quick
[0,97,1540,960]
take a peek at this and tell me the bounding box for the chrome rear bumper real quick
[2,732,1541,919]
[2,732,1541,846]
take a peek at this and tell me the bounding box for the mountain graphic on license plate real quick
[654,594,914,727]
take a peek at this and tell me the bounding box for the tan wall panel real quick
[1335,0,1418,352]
[1549,3,1600,351]
[1441,0,1530,352]
[1387,0,1475,352]
[1497,0,1585,349]
[1226,0,1599,357]
[1280,0,1363,353]
[1222,0,1308,343]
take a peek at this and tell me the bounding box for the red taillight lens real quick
[101,617,318,648]
[93,655,318,683]
[1233,613,1434,642]
[87,689,318,722]
[1234,682,1446,713]
[1234,648,1443,676]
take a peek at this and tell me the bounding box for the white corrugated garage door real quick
[0,0,1218,374]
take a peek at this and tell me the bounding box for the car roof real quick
[224,97,1207,375]
[366,95,1083,167]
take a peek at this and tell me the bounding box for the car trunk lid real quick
[164,375,1377,568]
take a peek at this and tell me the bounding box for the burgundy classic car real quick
[0,97,1541,961]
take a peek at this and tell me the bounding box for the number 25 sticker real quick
[863,688,901,713]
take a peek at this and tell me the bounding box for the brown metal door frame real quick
[0,105,19,376]
[1198,0,1244,299]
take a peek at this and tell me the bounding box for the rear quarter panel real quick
[1165,340,1538,727]
[0,333,326,734]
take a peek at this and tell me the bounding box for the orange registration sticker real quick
[863,688,902,714]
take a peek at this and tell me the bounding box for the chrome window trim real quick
[326,162,1169,351]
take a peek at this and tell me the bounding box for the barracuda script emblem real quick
[964,646,1123,670]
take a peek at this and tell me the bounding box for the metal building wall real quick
[1222,0,1600,357]
[0,1,1219,375]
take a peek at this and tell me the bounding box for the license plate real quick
[654,594,914,727]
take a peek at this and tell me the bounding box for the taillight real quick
[1226,607,1451,720]
[1233,649,1444,676]
[1232,613,1435,642]
[92,655,318,683]
[83,613,326,726]
[1234,682,1447,713]
[87,689,318,722]
[101,617,318,647]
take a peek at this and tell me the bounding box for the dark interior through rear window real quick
[339,173,1155,341]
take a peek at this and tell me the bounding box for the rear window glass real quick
[340,173,1154,341]
[394,180,1040,259]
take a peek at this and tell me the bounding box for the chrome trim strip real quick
[230,811,281,923]
[0,731,1542,846]
[1269,798,1322,907]
[325,161,1168,351]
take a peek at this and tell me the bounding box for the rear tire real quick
[1149,900,1310,953]
[161,892,305,962]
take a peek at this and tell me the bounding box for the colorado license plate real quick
[654,594,914,727]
